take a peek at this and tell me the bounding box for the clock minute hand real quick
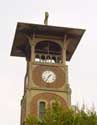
[46,74,52,82]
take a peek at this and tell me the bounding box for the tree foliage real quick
[25,100,97,125]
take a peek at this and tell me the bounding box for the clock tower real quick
[11,22,85,125]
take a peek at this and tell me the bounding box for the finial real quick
[44,12,49,25]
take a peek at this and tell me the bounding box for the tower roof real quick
[11,22,85,61]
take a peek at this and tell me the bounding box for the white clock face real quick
[42,70,56,83]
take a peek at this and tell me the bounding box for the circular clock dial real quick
[42,71,56,83]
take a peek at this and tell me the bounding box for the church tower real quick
[11,22,85,125]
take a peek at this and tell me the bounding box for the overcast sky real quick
[0,0,97,125]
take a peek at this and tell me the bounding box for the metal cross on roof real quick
[44,12,49,25]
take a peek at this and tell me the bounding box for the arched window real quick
[39,101,46,119]
[35,41,62,64]
[35,41,61,55]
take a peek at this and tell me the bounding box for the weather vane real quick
[44,12,49,25]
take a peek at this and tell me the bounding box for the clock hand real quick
[46,74,52,82]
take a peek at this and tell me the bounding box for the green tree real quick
[25,114,39,125]
[43,100,65,125]
[25,100,97,125]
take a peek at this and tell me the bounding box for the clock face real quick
[32,65,65,88]
[42,71,56,83]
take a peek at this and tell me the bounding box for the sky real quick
[0,0,97,125]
